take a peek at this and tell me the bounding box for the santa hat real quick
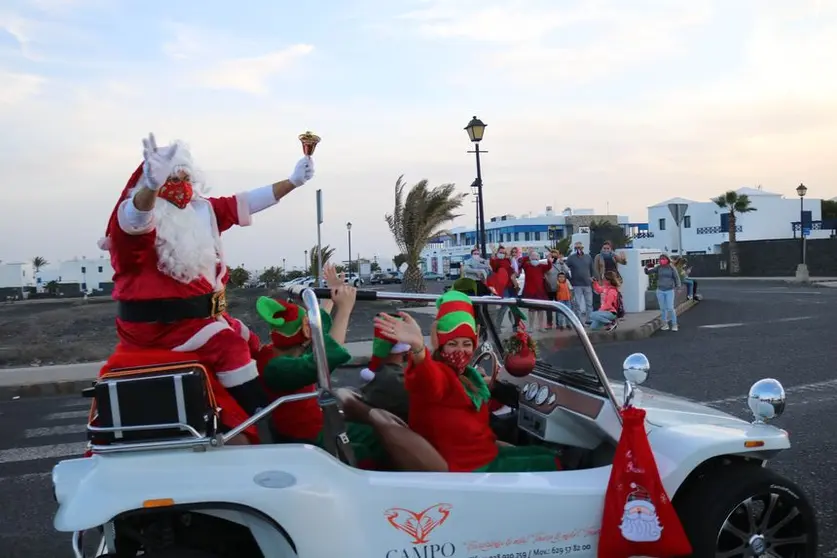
[435,290,477,346]
[359,319,411,382]
[97,141,196,251]
[256,296,308,348]
[624,483,655,512]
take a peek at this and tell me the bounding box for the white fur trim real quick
[360,368,375,382]
[117,198,155,235]
[172,319,231,352]
[203,200,227,292]
[391,342,411,354]
[216,359,259,388]
[235,193,252,227]
[238,320,250,341]
[98,237,111,250]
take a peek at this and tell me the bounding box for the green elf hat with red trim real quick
[256,296,308,348]
[359,317,411,382]
[435,290,478,346]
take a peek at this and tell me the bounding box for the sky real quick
[1,0,836,270]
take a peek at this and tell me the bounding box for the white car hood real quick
[608,383,749,428]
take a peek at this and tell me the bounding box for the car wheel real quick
[353,280,360,287]
[675,463,818,557]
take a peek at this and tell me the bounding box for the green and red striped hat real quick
[256,296,308,348]
[359,318,411,381]
[435,290,477,346]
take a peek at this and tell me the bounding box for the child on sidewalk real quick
[590,271,621,332]
[555,271,574,329]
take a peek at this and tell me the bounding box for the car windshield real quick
[471,300,611,400]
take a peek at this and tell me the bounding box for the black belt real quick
[117,291,227,323]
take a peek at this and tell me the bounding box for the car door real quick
[364,468,608,557]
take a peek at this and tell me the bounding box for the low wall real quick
[686,238,837,277]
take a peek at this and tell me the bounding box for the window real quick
[524,232,530,241]
[719,213,729,232]
[98,266,103,273]
[534,231,541,241]
[658,218,666,231]
[514,232,519,241]
[81,266,86,273]
[683,216,691,229]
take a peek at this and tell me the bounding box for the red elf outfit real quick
[405,290,561,472]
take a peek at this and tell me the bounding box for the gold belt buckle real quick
[211,290,227,317]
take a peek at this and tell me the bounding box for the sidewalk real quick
[0,300,695,399]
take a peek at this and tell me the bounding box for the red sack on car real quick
[598,406,692,557]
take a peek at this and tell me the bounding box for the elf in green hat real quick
[374,289,562,473]
[357,318,411,422]
[253,268,385,468]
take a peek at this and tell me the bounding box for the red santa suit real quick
[99,146,282,438]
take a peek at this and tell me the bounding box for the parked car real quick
[380,272,402,284]
[423,272,445,281]
[343,273,363,287]
[279,276,315,289]
[53,292,817,557]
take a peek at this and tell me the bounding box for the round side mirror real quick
[622,353,650,385]
[748,378,786,423]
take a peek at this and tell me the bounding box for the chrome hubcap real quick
[716,492,811,557]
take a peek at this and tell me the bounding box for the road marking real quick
[732,289,822,295]
[701,378,837,406]
[0,442,88,464]
[24,424,87,438]
[61,398,90,408]
[698,316,811,330]
[45,410,88,421]
[0,472,51,484]
[699,323,745,329]
[773,316,809,323]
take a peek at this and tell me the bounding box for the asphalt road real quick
[0,279,834,556]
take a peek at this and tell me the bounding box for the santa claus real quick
[619,483,664,542]
[99,133,314,442]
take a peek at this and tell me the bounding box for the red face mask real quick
[660,258,670,266]
[439,349,471,374]
[158,178,194,209]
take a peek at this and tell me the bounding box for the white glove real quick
[141,133,179,190]
[288,156,315,187]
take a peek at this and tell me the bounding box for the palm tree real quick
[386,175,466,293]
[32,256,48,273]
[712,191,757,275]
[308,244,336,279]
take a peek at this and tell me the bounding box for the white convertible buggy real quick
[52,288,818,557]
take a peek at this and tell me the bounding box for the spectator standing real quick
[555,271,574,329]
[489,245,521,332]
[520,248,552,332]
[594,240,627,281]
[463,246,492,282]
[565,241,595,324]
[645,254,682,331]
[543,249,572,329]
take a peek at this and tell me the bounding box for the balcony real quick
[696,225,742,235]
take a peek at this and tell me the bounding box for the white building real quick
[54,256,115,292]
[635,187,830,255]
[0,261,36,289]
[420,206,646,275]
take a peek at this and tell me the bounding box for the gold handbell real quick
[299,131,321,156]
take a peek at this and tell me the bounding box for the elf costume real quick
[405,290,561,473]
[253,297,385,467]
[358,322,411,421]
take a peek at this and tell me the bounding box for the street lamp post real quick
[465,116,488,257]
[795,183,809,282]
[346,222,353,276]
[796,183,808,265]
[304,250,308,273]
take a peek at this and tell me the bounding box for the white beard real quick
[154,199,219,285]
[619,512,663,542]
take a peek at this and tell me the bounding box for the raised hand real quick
[289,156,315,187]
[374,312,424,351]
[323,263,345,290]
[141,133,179,190]
[331,284,357,310]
